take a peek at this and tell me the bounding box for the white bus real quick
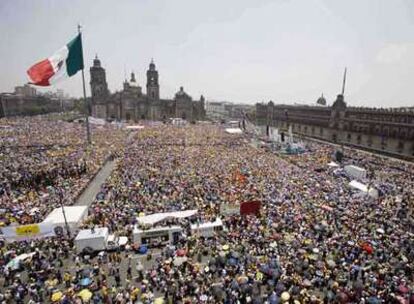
[133,225,183,247]
[190,218,224,238]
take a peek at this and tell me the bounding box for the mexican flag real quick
[27,34,84,86]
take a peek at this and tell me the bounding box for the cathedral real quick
[89,56,206,121]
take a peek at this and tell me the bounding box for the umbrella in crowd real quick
[78,289,93,302]
[51,291,63,302]
[80,277,92,286]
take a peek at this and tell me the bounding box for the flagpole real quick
[78,24,91,144]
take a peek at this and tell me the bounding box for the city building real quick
[90,56,206,121]
[0,85,75,118]
[205,101,253,121]
[14,84,37,97]
[0,93,61,117]
[205,101,231,120]
[255,94,414,159]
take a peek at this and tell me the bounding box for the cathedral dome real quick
[149,59,156,70]
[93,55,101,67]
[316,93,326,106]
[129,72,140,87]
[175,86,189,97]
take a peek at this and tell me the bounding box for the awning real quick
[137,210,198,226]
[225,128,243,134]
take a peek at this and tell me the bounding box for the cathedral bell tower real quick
[89,55,109,118]
[146,59,159,100]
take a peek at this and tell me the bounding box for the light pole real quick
[58,189,71,238]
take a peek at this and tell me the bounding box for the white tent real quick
[125,125,145,130]
[349,180,368,192]
[43,206,88,233]
[137,210,197,226]
[344,165,367,180]
[225,128,243,134]
[89,116,106,125]
[349,180,379,199]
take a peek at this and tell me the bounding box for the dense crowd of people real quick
[0,114,126,226]
[0,117,413,303]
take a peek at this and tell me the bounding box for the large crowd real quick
[0,114,126,226]
[0,116,413,304]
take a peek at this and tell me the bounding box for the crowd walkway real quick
[75,160,116,207]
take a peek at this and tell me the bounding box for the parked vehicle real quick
[133,225,182,248]
[190,218,224,238]
[74,227,128,255]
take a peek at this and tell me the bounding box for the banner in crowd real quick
[240,201,261,216]
[269,127,281,142]
[1,222,57,242]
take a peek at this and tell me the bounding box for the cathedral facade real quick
[90,57,205,122]
[255,94,414,160]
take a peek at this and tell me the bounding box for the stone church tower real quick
[146,59,159,100]
[90,55,109,118]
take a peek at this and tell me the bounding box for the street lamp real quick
[57,188,71,238]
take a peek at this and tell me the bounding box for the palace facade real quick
[255,94,414,159]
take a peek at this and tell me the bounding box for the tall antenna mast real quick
[341,67,347,95]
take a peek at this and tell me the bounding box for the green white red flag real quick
[27,34,84,86]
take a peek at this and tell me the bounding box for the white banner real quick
[1,222,58,242]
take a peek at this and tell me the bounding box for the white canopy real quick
[89,116,106,125]
[137,210,198,226]
[225,128,243,134]
[349,180,379,199]
[349,180,368,192]
[328,161,339,167]
[43,206,88,230]
[125,125,145,130]
[6,252,36,270]
[344,165,366,180]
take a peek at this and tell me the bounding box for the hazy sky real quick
[1,0,414,107]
